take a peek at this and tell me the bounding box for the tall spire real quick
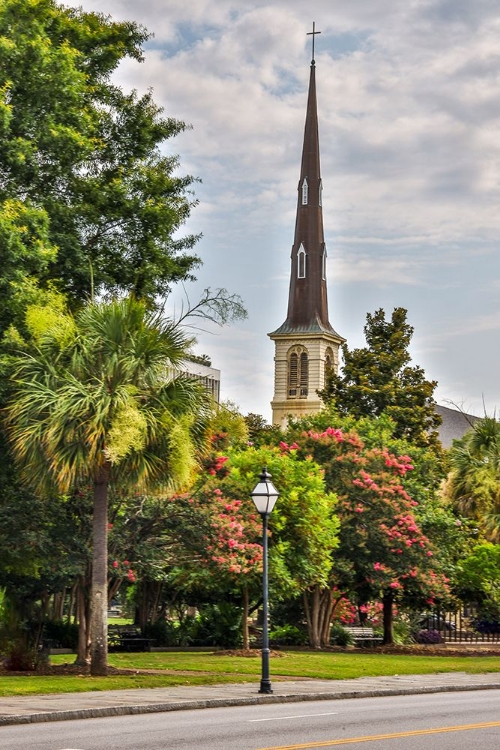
[268,28,344,427]
[272,45,340,337]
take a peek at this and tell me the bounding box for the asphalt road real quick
[2,689,500,750]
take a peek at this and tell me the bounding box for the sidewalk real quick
[2,672,500,726]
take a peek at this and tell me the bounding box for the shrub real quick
[4,641,39,671]
[415,628,443,644]
[191,603,242,648]
[330,622,354,647]
[392,619,413,645]
[43,620,79,650]
[269,624,308,646]
[143,619,183,647]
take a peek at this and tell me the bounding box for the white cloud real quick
[61,1,500,418]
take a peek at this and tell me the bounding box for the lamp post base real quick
[258,680,273,694]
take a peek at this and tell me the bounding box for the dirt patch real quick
[212,649,286,658]
[378,646,500,657]
[0,663,131,677]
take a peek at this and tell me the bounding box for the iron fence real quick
[421,605,500,643]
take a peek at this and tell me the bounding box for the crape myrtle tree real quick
[5,296,211,675]
[319,308,442,449]
[189,445,340,649]
[285,411,450,644]
[106,491,213,631]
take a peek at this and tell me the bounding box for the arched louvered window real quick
[288,347,308,399]
[288,353,298,397]
[298,244,306,279]
[301,178,308,205]
[322,244,327,280]
[324,346,334,383]
[299,353,308,397]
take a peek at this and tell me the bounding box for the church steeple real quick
[269,30,345,427]
[283,60,332,334]
[271,52,341,337]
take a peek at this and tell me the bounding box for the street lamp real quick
[251,466,279,694]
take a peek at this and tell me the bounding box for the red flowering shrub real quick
[201,454,230,478]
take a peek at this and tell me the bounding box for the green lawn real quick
[2,651,500,697]
[104,650,500,679]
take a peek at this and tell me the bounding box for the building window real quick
[299,353,308,396]
[322,244,327,280]
[319,179,323,207]
[324,346,334,383]
[301,178,308,205]
[288,346,308,399]
[298,244,306,278]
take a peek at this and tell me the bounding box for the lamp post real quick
[251,466,279,694]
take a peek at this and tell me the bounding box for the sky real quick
[67,0,500,422]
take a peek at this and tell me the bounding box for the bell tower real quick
[269,25,344,427]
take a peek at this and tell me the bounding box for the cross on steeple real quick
[307,21,321,65]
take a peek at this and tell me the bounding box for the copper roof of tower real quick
[271,60,343,340]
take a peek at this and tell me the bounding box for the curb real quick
[2,682,500,726]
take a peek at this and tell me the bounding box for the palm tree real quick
[5,297,210,675]
[445,416,500,540]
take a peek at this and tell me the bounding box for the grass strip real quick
[1,651,500,697]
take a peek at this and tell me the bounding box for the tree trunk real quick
[319,588,334,647]
[75,576,90,665]
[137,580,149,631]
[68,581,77,624]
[242,586,250,650]
[90,463,110,676]
[304,585,322,649]
[108,578,122,605]
[53,590,65,621]
[382,591,394,645]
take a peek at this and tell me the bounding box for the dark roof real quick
[270,316,344,339]
[435,404,481,448]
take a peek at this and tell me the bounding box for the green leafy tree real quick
[319,308,441,448]
[456,543,500,631]
[5,296,210,675]
[0,0,202,326]
[244,413,283,448]
[457,543,500,603]
[207,400,250,449]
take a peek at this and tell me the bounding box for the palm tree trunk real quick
[75,575,90,665]
[90,463,110,676]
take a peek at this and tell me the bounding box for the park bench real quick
[344,626,383,646]
[108,625,155,652]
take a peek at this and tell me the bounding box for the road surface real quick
[2,689,500,749]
